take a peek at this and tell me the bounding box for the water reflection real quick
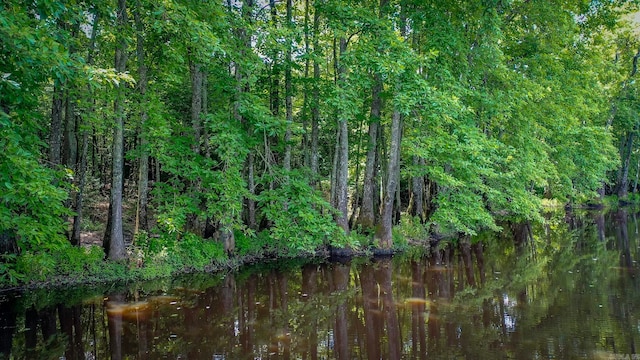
[2,209,640,359]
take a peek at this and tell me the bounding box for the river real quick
[1,208,639,359]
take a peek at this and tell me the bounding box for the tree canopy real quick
[1,0,639,281]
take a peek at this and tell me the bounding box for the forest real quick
[1,0,639,285]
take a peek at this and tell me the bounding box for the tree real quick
[134,0,150,234]
[1,0,637,283]
[105,0,129,261]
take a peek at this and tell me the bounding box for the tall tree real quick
[357,0,387,231]
[309,4,321,183]
[283,0,293,172]
[71,10,101,246]
[335,37,350,234]
[134,0,149,234]
[106,0,128,261]
[377,108,402,248]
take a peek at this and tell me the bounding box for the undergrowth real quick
[0,218,432,289]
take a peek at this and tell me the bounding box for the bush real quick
[176,233,225,270]
[52,246,89,275]
[396,216,429,244]
[0,254,25,285]
[14,251,55,282]
[257,170,344,254]
[236,231,269,256]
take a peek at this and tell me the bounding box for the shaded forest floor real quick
[75,179,138,248]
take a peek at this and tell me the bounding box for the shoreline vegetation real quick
[0,236,419,293]
[0,218,432,292]
[0,198,618,292]
[3,1,640,289]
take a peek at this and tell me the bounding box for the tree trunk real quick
[377,120,386,219]
[410,156,424,222]
[107,0,128,261]
[269,0,280,118]
[394,155,402,225]
[618,132,634,199]
[63,94,78,168]
[155,157,160,183]
[376,109,402,248]
[473,243,486,285]
[247,153,257,229]
[71,12,100,246]
[186,61,204,234]
[330,125,340,208]
[358,113,379,231]
[424,162,436,218]
[71,129,89,246]
[203,73,209,157]
[634,156,640,193]
[335,38,349,234]
[310,7,321,185]
[0,231,18,256]
[223,0,255,253]
[357,0,387,231]
[460,237,476,286]
[91,128,97,177]
[243,76,257,230]
[49,82,64,166]
[134,0,149,234]
[349,115,365,229]
[283,0,293,172]
[301,0,311,169]
[62,90,76,242]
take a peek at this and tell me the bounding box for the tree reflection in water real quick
[2,209,640,359]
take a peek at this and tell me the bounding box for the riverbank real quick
[0,231,433,293]
[2,207,636,360]
[2,197,621,292]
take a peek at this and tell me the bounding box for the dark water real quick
[2,209,640,360]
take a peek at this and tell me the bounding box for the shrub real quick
[176,233,225,270]
[257,170,344,254]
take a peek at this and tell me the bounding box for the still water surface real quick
[1,209,640,359]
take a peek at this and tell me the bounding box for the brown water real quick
[1,209,640,359]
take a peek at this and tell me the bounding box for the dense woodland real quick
[1,0,640,283]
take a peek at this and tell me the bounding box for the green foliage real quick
[0,120,70,251]
[396,217,430,243]
[391,227,408,251]
[1,245,107,285]
[151,111,250,238]
[397,0,624,235]
[175,233,225,270]
[0,254,25,285]
[343,231,368,250]
[0,235,228,287]
[257,170,344,254]
[14,251,55,282]
[0,0,636,287]
[50,245,104,276]
[135,231,226,275]
[236,231,268,256]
